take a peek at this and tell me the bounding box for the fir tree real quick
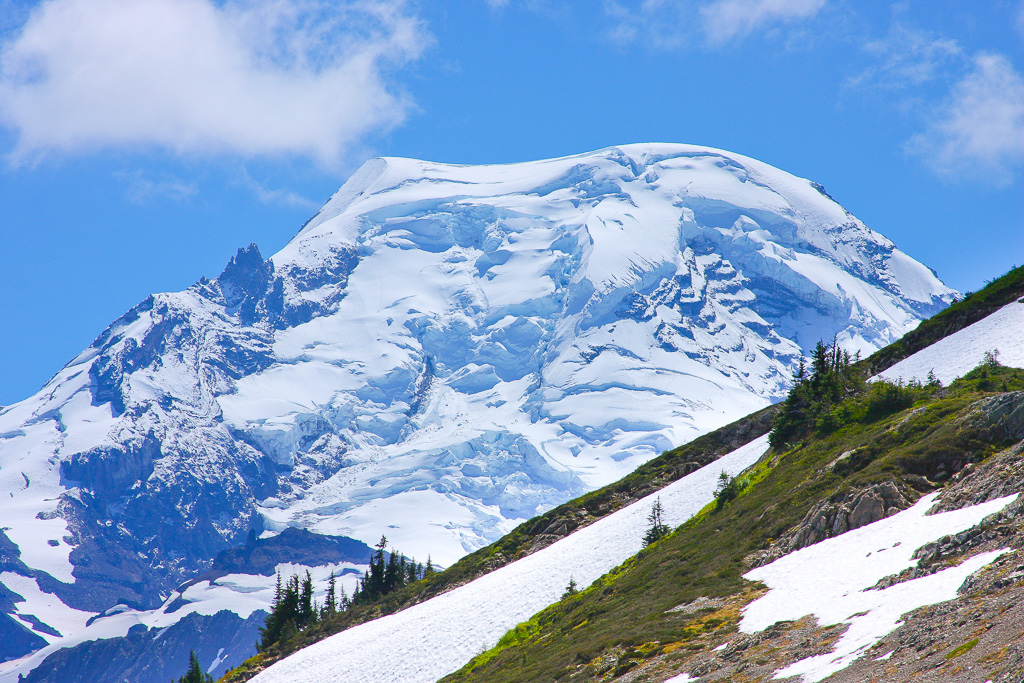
[405,557,419,584]
[176,650,212,683]
[298,570,316,627]
[714,471,746,510]
[770,338,860,448]
[642,497,670,546]
[323,570,337,617]
[561,577,578,599]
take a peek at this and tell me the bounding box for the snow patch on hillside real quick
[741,492,1018,682]
[876,301,1024,386]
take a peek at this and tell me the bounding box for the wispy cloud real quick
[700,0,825,44]
[907,53,1024,184]
[603,0,826,49]
[114,169,198,204]
[603,0,697,49]
[0,0,429,167]
[847,22,961,91]
[236,168,319,210]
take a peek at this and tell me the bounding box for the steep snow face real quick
[0,144,953,671]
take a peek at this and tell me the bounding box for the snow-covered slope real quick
[876,299,1024,385]
[0,143,954,679]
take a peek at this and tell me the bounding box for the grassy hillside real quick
[442,363,1024,683]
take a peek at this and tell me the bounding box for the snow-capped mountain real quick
[0,143,954,679]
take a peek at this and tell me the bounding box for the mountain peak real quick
[0,144,956,681]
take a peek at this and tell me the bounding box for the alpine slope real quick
[0,143,954,680]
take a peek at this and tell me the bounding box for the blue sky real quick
[1,0,1022,405]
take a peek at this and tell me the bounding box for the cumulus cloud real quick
[603,0,825,48]
[700,0,825,44]
[0,0,428,166]
[908,53,1024,184]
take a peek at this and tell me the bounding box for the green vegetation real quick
[642,498,670,546]
[946,638,980,660]
[255,536,429,655]
[713,471,747,510]
[351,535,428,605]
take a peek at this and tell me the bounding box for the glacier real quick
[0,143,955,680]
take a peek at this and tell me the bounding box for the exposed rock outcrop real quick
[751,480,916,568]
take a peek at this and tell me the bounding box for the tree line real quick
[257,535,434,652]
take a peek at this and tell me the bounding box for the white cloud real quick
[908,53,1024,184]
[0,0,428,167]
[700,0,825,44]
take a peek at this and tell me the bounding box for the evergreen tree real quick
[385,549,402,594]
[714,471,746,510]
[770,338,860,448]
[323,570,337,617]
[405,557,419,584]
[299,570,315,627]
[561,577,578,599]
[176,650,212,683]
[642,497,670,546]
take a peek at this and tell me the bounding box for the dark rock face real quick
[0,613,48,663]
[21,610,266,683]
[60,435,160,501]
[207,527,373,577]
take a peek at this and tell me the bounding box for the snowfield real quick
[876,300,1024,385]
[249,436,772,683]
[742,492,1018,682]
